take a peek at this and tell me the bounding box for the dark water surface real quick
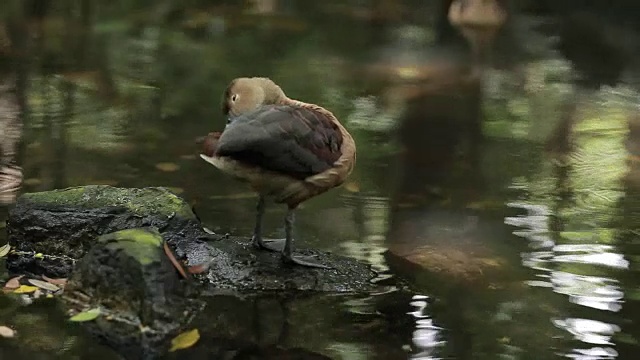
[1,1,640,359]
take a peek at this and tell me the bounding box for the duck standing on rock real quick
[200,77,356,269]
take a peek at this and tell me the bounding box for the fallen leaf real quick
[164,241,188,279]
[3,276,23,290]
[13,285,38,294]
[32,289,42,299]
[0,326,15,338]
[155,162,180,172]
[42,275,67,287]
[69,308,101,322]
[202,227,215,235]
[187,264,209,274]
[23,178,42,186]
[28,279,60,292]
[169,328,200,352]
[0,244,10,257]
[343,181,360,193]
[34,253,44,259]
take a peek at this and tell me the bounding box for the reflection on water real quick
[0,1,640,359]
[407,295,444,360]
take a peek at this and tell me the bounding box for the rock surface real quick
[4,185,378,359]
[62,227,203,360]
[5,185,377,293]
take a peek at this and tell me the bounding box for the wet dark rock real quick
[5,185,377,293]
[4,185,377,359]
[62,227,203,360]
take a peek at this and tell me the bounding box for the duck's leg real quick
[251,196,286,252]
[281,208,331,269]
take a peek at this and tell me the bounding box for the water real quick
[1,1,640,359]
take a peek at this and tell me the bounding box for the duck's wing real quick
[216,105,343,180]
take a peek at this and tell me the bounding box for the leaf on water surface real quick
[13,285,38,294]
[23,178,42,186]
[0,243,11,257]
[28,279,60,292]
[155,162,180,172]
[69,308,101,322]
[163,241,188,279]
[0,326,15,338]
[202,227,215,235]
[343,181,360,193]
[208,192,257,200]
[42,275,68,287]
[34,253,44,259]
[4,275,23,290]
[169,329,200,352]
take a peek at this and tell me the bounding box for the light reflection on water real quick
[407,295,444,360]
[505,200,627,360]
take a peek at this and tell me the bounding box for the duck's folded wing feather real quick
[216,105,343,180]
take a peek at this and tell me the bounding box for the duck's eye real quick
[231,94,238,102]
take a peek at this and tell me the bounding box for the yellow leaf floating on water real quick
[343,181,360,193]
[0,244,11,257]
[69,308,101,322]
[169,328,200,352]
[13,285,38,294]
[155,162,180,172]
[28,279,60,292]
[23,178,42,186]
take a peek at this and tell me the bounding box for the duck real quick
[200,77,356,269]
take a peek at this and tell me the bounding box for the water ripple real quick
[407,295,445,360]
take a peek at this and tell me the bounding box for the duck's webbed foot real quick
[250,195,282,252]
[280,208,332,270]
[252,236,286,252]
[281,252,331,269]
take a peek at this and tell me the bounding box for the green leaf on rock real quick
[0,244,10,257]
[69,308,101,322]
[169,328,200,352]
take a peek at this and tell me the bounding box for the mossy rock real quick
[5,185,202,277]
[19,185,195,219]
[63,227,202,360]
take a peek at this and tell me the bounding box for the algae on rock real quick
[63,227,202,360]
[5,185,201,277]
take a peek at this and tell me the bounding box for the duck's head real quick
[222,77,286,126]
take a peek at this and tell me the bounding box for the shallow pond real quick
[0,1,639,359]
